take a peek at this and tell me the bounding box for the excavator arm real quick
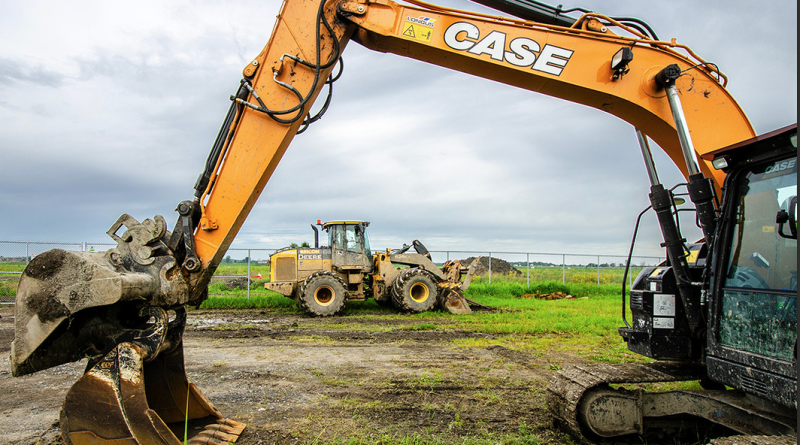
[11,0,758,443]
[192,0,754,292]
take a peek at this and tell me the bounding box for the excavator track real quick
[547,362,797,443]
[546,361,704,444]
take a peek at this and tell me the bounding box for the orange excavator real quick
[10,0,796,443]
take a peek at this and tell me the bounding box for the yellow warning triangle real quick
[403,25,415,38]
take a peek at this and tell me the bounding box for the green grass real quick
[198,275,642,362]
[214,262,271,277]
[0,262,26,272]
[513,266,650,286]
[0,263,23,298]
[197,273,651,367]
[1,259,645,300]
[202,291,301,310]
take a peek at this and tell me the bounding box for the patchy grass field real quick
[1,262,684,445]
[201,276,644,367]
[0,277,653,445]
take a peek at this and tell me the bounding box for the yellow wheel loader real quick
[265,221,480,316]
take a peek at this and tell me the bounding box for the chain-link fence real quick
[210,248,277,300]
[0,241,663,304]
[427,250,663,286]
[0,241,115,304]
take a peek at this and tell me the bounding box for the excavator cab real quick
[620,126,797,407]
[706,127,797,409]
[578,126,798,442]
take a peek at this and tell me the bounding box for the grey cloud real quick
[0,0,794,260]
[0,57,66,87]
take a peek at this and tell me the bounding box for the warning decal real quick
[402,16,435,43]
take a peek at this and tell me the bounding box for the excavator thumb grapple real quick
[11,214,246,444]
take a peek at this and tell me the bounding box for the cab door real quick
[329,224,373,272]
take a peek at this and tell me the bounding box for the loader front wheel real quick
[391,269,438,313]
[300,272,348,317]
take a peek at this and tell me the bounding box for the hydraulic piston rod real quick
[635,128,660,187]
[655,64,718,245]
[656,65,701,177]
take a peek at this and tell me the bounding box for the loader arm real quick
[191,0,754,297]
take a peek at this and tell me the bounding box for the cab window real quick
[719,156,797,361]
[328,225,344,250]
[345,225,361,253]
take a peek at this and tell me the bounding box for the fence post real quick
[562,254,566,284]
[526,253,530,288]
[597,255,600,285]
[447,251,450,261]
[247,249,251,301]
[629,259,633,288]
[26,242,30,264]
[488,252,492,284]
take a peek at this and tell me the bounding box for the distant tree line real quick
[509,261,634,268]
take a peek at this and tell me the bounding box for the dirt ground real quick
[0,305,583,445]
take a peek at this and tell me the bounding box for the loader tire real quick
[299,272,347,317]
[391,268,438,313]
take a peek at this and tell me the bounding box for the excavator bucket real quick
[11,247,246,445]
[61,340,245,445]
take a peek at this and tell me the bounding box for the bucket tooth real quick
[204,419,247,436]
[187,439,227,445]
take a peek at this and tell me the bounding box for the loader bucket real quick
[438,257,491,314]
[440,287,472,314]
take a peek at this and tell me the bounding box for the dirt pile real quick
[461,257,522,277]
[222,277,250,289]
[518,291,586,300]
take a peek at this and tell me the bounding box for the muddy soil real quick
[0,305,590,445]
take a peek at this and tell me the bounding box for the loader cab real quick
[322,221,373,272]
[706,124,797,409]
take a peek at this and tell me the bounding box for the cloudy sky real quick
[0,0,796,262]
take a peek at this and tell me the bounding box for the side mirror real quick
[776,196,797,239]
